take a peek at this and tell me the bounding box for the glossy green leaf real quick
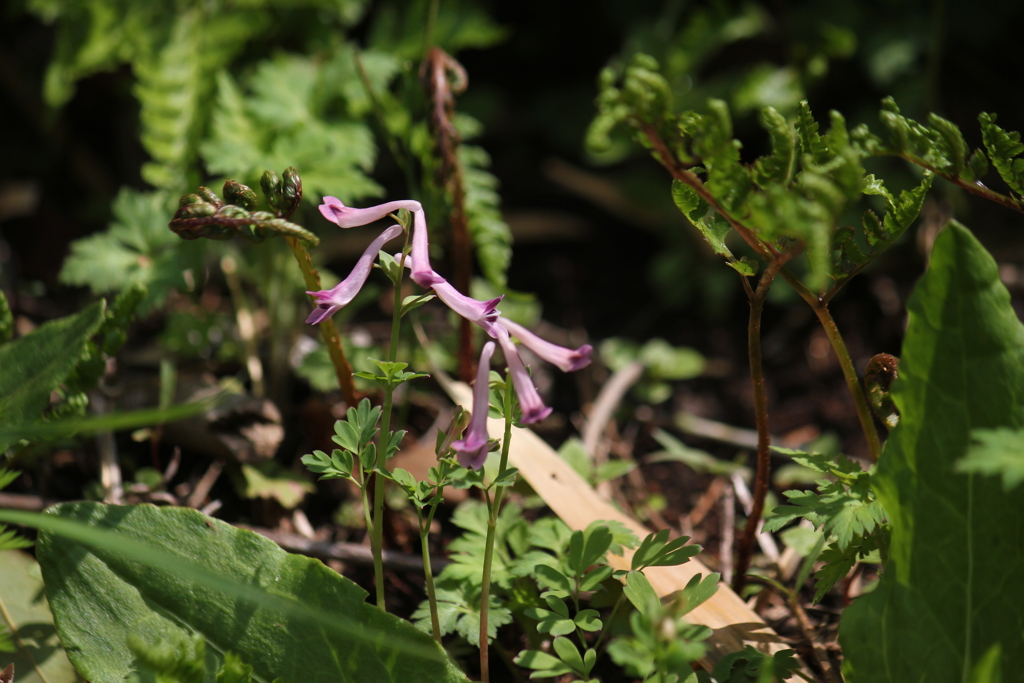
[0,550,82,683]
[15,503,468,683]
[0,301,104,452]
[840,222,1024,681]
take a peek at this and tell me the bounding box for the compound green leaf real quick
[840,222,1024,681]
[29,503,467,683]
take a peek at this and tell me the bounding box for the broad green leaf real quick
[18,503,468,683]
[840,222,1024,681]
[0,550,82,683]
[0,301,104,452]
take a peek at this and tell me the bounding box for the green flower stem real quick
[479,376,515,683]
[371,269,407,611]
[357,465,373,533]
[419,504,442,642]
[284,236,357,406]
[640,124,883,462]
[592,589,627,653]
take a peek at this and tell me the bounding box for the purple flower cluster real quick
[307,197,593,469]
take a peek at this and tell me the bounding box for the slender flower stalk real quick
[479,373,515,683]
[452,342,496,469]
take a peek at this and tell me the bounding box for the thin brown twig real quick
[733,247,798,592]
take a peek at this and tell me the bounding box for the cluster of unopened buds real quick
[307,197,592,470]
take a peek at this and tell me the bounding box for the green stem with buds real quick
[479,375,515,683]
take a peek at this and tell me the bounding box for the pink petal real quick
[304,224,402,324]
[453,341,497,470]
[492,324,552,424]
[498,318,592,372]
[319,197,423,229]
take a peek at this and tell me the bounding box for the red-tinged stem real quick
[733,249,795,592]
[640,125,883,463]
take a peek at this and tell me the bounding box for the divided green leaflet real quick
[840,222,1024,681]
[0,301,105,452]
[31,503,468,683]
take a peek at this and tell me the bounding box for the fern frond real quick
[752,106,796,188]
[460,145,512,289]
[979,112,1024,197]
[796,100,830,165]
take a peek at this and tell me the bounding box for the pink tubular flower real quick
[452,341,496,469]
[305,225,403,324]
[409,207,437,288]
[319,196,422,229]
[490,323,553,424]
[319,197,437,288]
[393,252,503,327]
[497,318,593,372]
